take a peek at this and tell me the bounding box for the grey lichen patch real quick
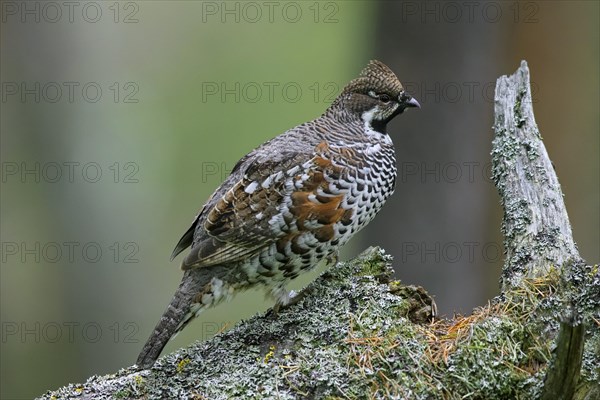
[502,198,532,238]
[112,375,146,400]
[523,139,539,161]
[582,331,600,384]
[491,128,521,175]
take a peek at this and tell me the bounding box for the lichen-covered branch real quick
[491,60,581,289]
[39,62,599,400]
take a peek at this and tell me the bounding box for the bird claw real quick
[271,288,311,316]
[326,251,339,266]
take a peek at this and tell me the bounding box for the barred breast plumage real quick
[137,60,420,368]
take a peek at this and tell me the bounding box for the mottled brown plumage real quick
[137,60,419,368]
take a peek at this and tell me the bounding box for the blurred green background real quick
[1,1,598,398]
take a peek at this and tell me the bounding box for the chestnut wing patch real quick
[182,142,354,270]
[182,152,305,269]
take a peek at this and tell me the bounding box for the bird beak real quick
[400,93,420,109]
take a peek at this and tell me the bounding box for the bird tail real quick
[136,269,212,369]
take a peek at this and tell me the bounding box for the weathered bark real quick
[39,62,599,400]
[491,60,582,290]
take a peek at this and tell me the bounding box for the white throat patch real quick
[361,107,379,134]
[361,106,392,144]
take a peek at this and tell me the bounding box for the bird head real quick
[327,60,420,132]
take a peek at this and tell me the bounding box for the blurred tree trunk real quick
[365,1,509,315]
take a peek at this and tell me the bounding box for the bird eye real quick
[379,94,391,103]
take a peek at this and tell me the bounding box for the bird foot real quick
[326,250,339,266]
[271,288,311,316]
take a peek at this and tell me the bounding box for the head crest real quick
[341,60,404,95]
[359,60,397,78]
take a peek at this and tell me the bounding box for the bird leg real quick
[325,250,339,266]
[270,252,339,315]
[269,286,313,316]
